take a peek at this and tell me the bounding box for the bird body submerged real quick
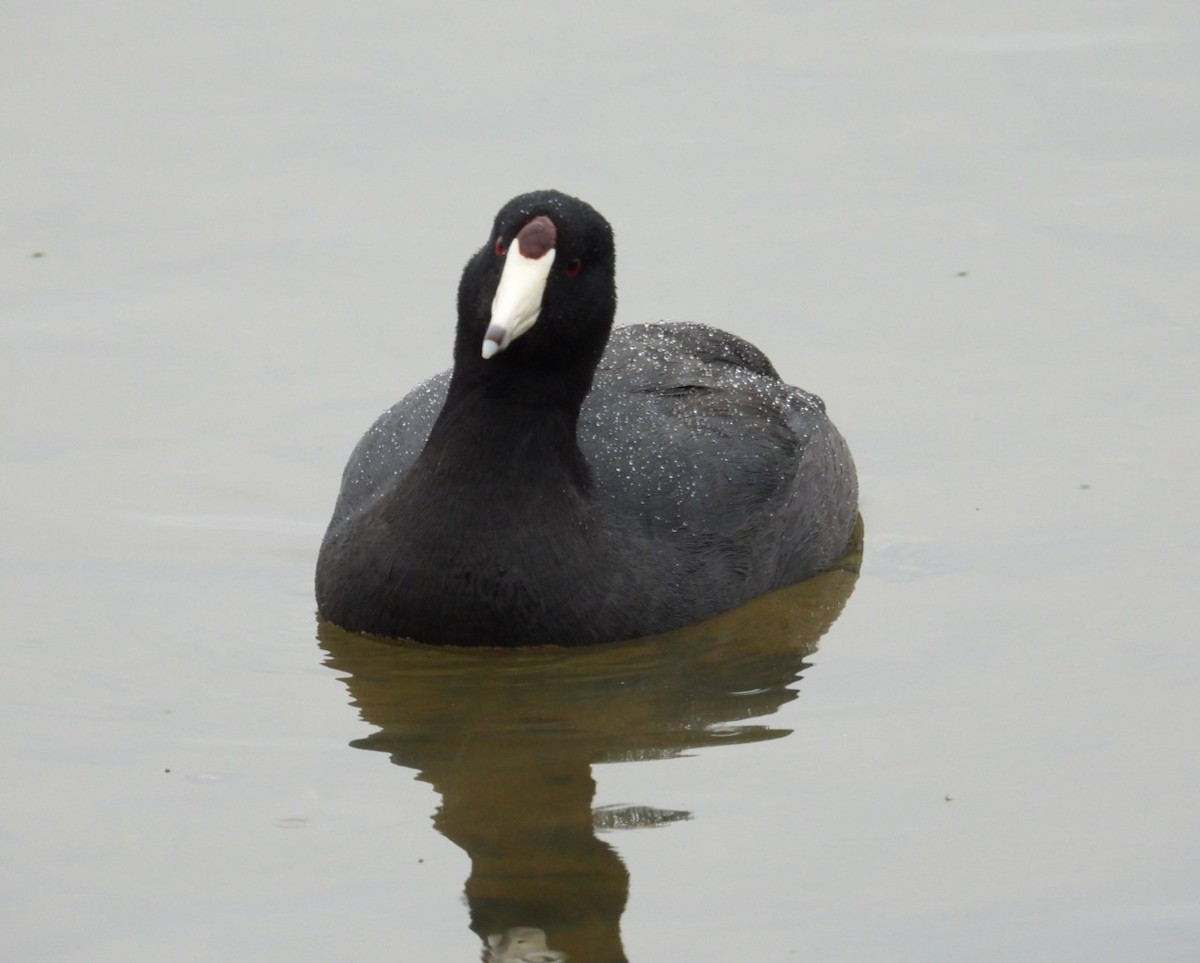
[316,192,857,646]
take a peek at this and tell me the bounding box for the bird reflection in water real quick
[487,926,566,962]
[316,522,861,962]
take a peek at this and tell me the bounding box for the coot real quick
[316,190,857,646]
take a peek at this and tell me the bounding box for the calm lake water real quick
[3,3,1198,961]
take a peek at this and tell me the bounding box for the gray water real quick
[3,2,1198,960]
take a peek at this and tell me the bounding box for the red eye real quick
[494,236,506,256]
[564,258,582,276]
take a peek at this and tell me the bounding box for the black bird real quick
[316,190,857,646]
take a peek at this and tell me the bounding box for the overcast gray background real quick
[3,2,1198,960]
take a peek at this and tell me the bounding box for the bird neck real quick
[421,371,593,495]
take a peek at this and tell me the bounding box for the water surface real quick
[2,2,1198,960]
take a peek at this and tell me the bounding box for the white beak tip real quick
[481,322,509,359]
